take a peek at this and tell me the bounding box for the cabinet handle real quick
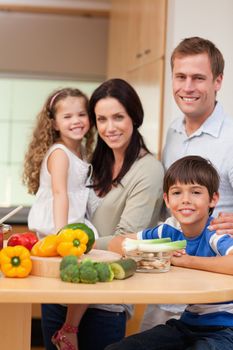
[144,49,151,55]
[136,53,142,58]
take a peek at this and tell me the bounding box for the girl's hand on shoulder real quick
[208,212,233,235]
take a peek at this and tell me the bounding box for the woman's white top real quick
[28,143,99,239]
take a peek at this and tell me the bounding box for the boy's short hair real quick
[163,156,220,199]
[170,36,224,80]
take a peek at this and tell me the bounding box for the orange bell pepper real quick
[31,234,58,257]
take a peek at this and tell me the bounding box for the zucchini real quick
[110,258,137,279]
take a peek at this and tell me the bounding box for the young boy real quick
[106,155,233,350]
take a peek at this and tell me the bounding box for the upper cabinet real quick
[107,0,167,157]
[107,0,130,79]
[127,0,167,70]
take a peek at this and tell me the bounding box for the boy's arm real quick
[171,252,233,276]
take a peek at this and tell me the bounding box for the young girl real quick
[23,87,99,350]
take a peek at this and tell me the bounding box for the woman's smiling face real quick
[95,97,133,154]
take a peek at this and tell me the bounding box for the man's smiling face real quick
[172,53,222,123]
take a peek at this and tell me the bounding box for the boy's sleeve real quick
[210,233,233,255]
[139,225,162,240]
[138,216,182,240]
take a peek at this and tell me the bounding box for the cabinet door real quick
[127,0,143,69]
[107,0,130,79]
[127,58,164,157]
[127,0,167,70]
[141,0,167,64]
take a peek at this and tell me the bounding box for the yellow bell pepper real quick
[31,234,58,257]
[0,245,32,278]
[57,229,88,257]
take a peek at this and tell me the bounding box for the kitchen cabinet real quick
[128,58,164,157]
[107,0,130,79]
[107,0,167,156]
[127,0,167,70]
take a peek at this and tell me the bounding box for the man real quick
[141,36,233,331]
[163,36,233,215]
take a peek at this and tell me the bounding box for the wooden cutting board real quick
[30,249,121,278]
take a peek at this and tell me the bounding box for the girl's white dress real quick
[28,143,99,239]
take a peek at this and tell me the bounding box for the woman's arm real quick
[171,252,233,275]
[47,149,69,233]
[208,212,233,235]
[97,156,164,250]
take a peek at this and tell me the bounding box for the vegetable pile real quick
[60,256,137,284]
[31,223,95,258]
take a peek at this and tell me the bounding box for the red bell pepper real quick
[7,231,38,251]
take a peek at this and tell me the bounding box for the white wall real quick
[163,0,233,144]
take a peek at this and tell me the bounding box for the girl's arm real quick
[171,252,233,276]
[47,149,69,233]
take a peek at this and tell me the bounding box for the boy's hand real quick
[208,212,233,235]
[172,249,186,257]
[171,252,190,267]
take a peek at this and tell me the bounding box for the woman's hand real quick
[107,233,136,255]
[208,212,233,235]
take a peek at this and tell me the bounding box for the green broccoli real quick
[94,262,114,282]
[80,258,95,268]
[60,255,78,271]
[79,262,98,284]
[60,263,80,283]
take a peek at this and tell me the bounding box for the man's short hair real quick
[171,36,224,79]
[163,155,219,200]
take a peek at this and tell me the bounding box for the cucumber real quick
[110,258,137,279]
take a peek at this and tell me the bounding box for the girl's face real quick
[53,96,90,145]
[95,97,133,154]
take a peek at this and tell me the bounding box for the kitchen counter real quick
[1,266,233,349]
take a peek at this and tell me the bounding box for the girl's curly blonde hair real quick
[22,87,96,195]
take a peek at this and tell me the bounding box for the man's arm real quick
[171,252,233,275]
[208,212,233,235]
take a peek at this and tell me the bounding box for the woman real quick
[41,78,164,350]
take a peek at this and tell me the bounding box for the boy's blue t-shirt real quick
[139,216,233,327]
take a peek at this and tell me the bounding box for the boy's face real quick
[164,182,219,236]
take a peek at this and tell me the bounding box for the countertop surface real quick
[1,266,233,304]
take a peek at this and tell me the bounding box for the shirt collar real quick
[171,102,225,138]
